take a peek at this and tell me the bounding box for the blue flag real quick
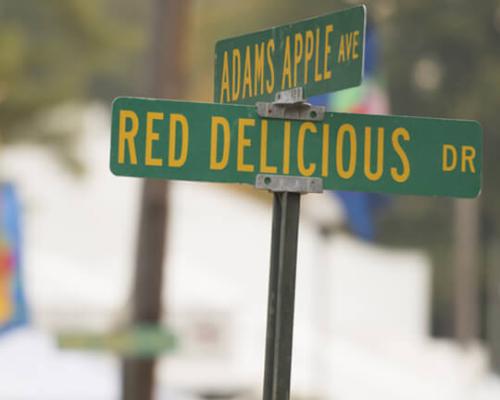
[310,22,391,241]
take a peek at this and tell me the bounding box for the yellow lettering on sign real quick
[321,123,330,177]
[364,127,384,181]
[169,113,189,168]
[237,118,255,172]
[314,28,323,82]
[304,30,314,84]
[297,122,317,176]
[145,112,164,167]
[345,32,353,60]
[390,128,411,183]
[260,120,277,173]
[282,121,291,174]
[324,24,334,80]
[352,30,360,60]
[266,39,275,94]
[442,144,457,172]
[220,51,230,103]
[281,36,292,89]
[118,110,138,165]
[293,33,303,86]
[338,34,346,63]
[461,146,476,173]
[242,45,253,99]
[338,31,360,63]
[210,116,230,170]
[232,49,241,101]
[336,123,357,179]
[254,42,265,96]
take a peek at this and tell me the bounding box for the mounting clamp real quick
[255,174,323,194]
[256,87,326,122]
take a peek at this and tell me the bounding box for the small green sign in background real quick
[58,325,176,358]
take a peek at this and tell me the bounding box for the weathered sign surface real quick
[214,5,366,105]
[110,97,482,198]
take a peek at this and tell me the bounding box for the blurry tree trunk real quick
[122,0,189,399]
[453,199,480,345]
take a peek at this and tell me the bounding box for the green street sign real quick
[57,325,176,358]
[110,97,482,198]
[214,5,366,105]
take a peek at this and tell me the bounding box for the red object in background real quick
[0,242,14,273]
[0,183,27,333]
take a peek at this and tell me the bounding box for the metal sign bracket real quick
[256,87,326,122]
[255,174,323,194]
[254,88,325,194]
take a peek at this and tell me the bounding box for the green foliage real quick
[380,0,500,230]
[0,0,147,169]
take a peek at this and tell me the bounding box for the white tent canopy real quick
[0,103,498,399]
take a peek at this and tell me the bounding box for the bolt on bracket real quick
[255,174,323,194]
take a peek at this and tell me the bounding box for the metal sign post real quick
[260,183,322,400]
[263,190,300,400]
[256,90,324,400]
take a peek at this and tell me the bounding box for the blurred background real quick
[1,0,500,399]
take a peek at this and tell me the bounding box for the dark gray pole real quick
[263,192,301,400]
[122,1,189,399]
